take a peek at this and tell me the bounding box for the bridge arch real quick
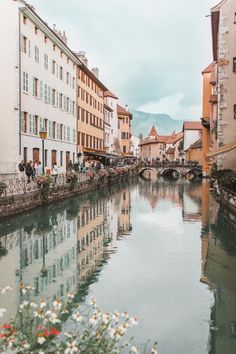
[185,167,203,180]
[161,168,180,180]
[138,167,159,177]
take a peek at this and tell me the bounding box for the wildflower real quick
[128,317,139,327]
[89,315,99,326]
[30,301,37,308]
[53,299,62,311]
[37,336,46,345]
[19,301,29,310]
[130,346,139,353]
[49,328,60,336]
[65,340,79,353]
[40,300,46,309]
[67,292,75,299]
[2,323,11,329]
[102,313,110,324]
[89,296,97,307]
[151,347,158,354]
[1,286,12,294]
[72,312,83,323]
[23,342,30,349]
[0,309,6,318]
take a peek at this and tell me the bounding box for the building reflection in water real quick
[0,182,134,323]
[1,178,236,354]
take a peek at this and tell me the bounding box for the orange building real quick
[185,139,203,165]
[117,105,132,157]
[201,62,217,176]
[76,53,107,157]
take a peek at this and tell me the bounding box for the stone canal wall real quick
[220,187,236,215]
[0,168,138,219]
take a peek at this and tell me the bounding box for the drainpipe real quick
[18,9,22,158]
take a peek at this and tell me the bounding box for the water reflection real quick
[0,179,236,353]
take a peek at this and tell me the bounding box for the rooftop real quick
[183,121,202,131]
[117,105,133,118]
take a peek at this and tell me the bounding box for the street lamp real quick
[39,129,47,175]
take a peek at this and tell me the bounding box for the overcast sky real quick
[31,0,217,120]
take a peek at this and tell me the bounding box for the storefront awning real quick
[206,140,236,157]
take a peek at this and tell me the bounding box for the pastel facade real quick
[104,90,120,155]
[201,62,218,176]
[186,139,204,165]
[210,0,236,170]
[183,122,202,153]
[117,105,133,156]
[77,55,107,156]
[0,0,78,174]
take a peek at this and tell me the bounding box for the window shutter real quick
[40,81,43,99]
[33,78,35,96]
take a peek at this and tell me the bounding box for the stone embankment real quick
[0,167,137,219]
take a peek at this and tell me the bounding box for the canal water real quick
[0,179,236,354]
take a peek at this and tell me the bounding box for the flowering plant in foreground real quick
[0,285,158,354]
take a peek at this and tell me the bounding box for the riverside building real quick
[0,0,80,175]
[76,52,107,159]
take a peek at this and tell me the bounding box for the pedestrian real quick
[68,160,73,172]
[18,160,25,178]
[74,161,79,173]
[25,161,33,183]
[52,162,58,184]
[36,161,43,176]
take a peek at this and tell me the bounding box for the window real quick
[21,35,27,53]
[53,44,56,51]
[21,112,27,133]
[33,77,39,97]
[60,151,63,166]
[59,93,63,109]
[35,26,38,34]
[234,104,236,119]
[40,117,45,130]
[52,89,56,106]
[35,46,39,63]
[72,77,75,89]
[52,60,56,75]
[123,146,126,153]
[233,57,236,72]
[234,13,236,24]
[73,129,76,143]
[66,97,70,112]
[44,54,48,69]
[72,101,75,116]
[48,121,53,138]
[23,72,29,93]
[23,15,27,25]
[44,35,48,43]
[66,72,69,85]
[33,115,38,135]
[52,122,56,139]
[59,66,63,80]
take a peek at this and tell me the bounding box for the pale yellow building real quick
[117,105,133,157]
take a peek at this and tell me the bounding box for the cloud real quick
[137,93,201,120]
[31,0,217,119]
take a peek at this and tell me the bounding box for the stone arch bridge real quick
[138,164,203,180]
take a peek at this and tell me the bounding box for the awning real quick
[206,140,236,157]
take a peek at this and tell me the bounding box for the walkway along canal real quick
[0,179,236,353]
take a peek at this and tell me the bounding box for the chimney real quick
[125,104,129,112]
[52,24,68,45]
[77,51,88,67]
[91,67,99,78]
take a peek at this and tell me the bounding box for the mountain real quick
[131,110,184,137]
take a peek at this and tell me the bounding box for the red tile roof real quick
[117,104,132,118]
[104,90,118,99]
[183,121,202,131]
[202,62,215,74]
[149,126,158,137]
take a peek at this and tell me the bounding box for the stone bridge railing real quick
[138,163,202,178]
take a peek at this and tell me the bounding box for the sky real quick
[31,0,217,120]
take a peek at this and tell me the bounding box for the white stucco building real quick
[183,121,202,152]
[0,0,79,175]
[104,90,120,155]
